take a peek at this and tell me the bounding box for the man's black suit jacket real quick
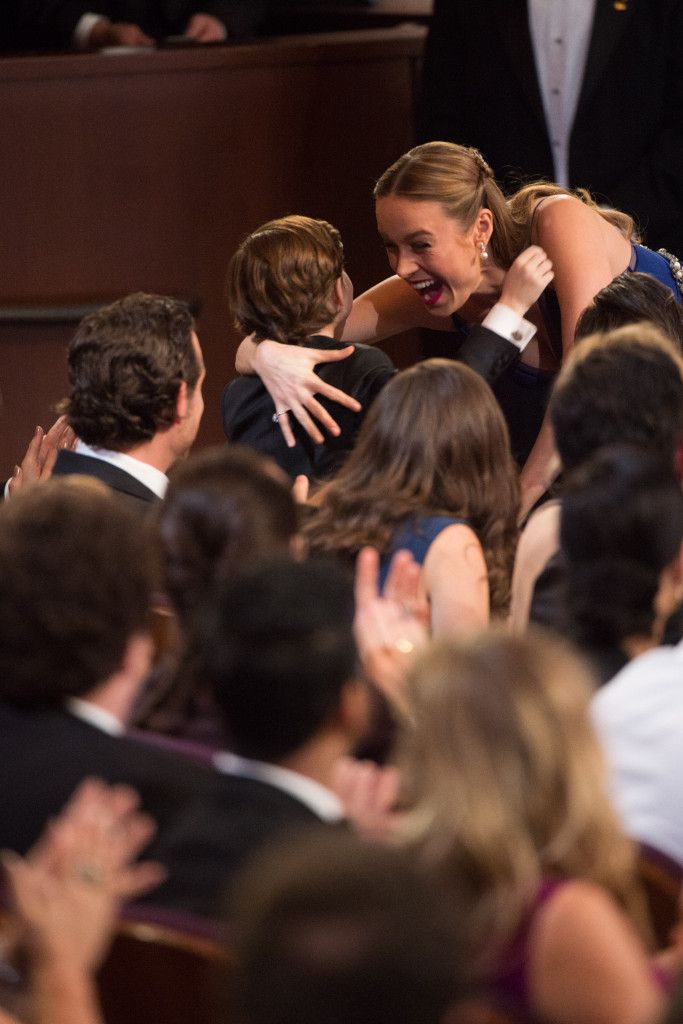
[52,448,159,511]
[146,770,327,917]
[418,0,683,254]
[0,702,327,918]
[0,702,215,857]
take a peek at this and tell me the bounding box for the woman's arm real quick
[235,249,552,448]
[508,501,562,633]
[235,275,442,375]
[520,197,630,511]
[422,523,489,638]
[232,277,448,446]
[529,879,664,1024]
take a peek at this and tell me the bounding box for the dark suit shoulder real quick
[145,772,326,917]
[52,449,158,509]
[0,705,214,855]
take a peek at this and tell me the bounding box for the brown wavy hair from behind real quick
[228,215,345,345]
[374,142,637,271]
[302,359,520,616]
[394,630,647,966]
[0,477,152,708]
[61,292,199,452]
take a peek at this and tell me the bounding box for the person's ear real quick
[332,275,346,310]
[473,208,493,246]
[338,677,370,739]
[671,541,683,603]
[174,380,188,422]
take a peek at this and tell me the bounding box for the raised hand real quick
[8,415,77,498]
[2,778,165,974]
[500,245,554,316]
[353,547,429,721]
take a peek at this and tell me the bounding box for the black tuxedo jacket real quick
[0,702,216,857]
[52,448,159,511]
[0,702,328,918]
[146,772,331,917]
[418,0,683,254]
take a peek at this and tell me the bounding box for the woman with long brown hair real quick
[304,358,519,635]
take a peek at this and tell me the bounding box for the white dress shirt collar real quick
[66,696,124,736]
[75,441,168,498]
[213,751,344,822]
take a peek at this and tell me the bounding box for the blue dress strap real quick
[629,243,683,303]
[378,515,468,589]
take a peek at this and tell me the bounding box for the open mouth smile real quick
[411,277,444,306]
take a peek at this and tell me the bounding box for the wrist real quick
[497,294,528,317]
[86,17,114,48]
[32,954,96,989]
[482,303,536,350]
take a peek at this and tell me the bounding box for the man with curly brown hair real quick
[54,292,205,510]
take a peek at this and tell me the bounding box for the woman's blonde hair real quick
[228,215,344,344]
[303,359,520,616]
[374,142,637,268]
[395,629,645,961]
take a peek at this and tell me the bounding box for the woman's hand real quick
[2,778,166,974]
[252,341,361,447]
[500,245,554,316]
[353,547,429,722]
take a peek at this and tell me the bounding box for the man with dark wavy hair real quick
[54,292,205,510]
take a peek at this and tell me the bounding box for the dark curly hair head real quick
[61,292,199,451]
[551,323,683,473]
[0,477,152,708]
[561,445,683,647]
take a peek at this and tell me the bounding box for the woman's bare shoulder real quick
[528,879,663,1024]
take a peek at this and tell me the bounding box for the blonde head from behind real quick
[395,629,639,957]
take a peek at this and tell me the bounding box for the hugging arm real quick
[235,247,551,446]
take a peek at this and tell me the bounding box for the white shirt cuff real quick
[482,303,536,352]
[74,13,109,49]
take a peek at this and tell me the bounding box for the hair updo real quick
[374,142,526,268]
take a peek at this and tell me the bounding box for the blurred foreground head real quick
[0,477,151,707]
[226,827,469,1024]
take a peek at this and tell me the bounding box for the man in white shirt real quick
[53,291,205,511]
[591,639,683,869]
